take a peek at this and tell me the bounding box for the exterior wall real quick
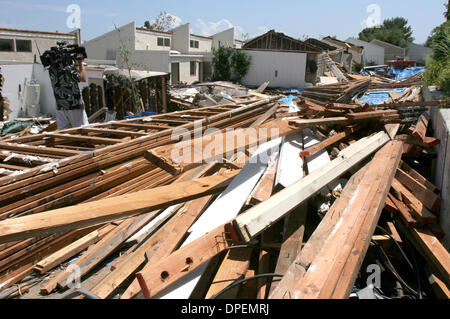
[170,55,203,84]
[346,38,384,65]
[84,22,136,61]
[370,39,405,62]
[189,35,212,53]
[117,50,170,72]
[32,63,57,116]
[241,50,309,89]
[172,24,190,54]
[135,30,172,51]
[0,31,77,64]
[0,63,58,119]
[432,109,450,249]
[212,28,235,49]
[407,43,432,66]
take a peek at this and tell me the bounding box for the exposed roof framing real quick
[243,30,321,53]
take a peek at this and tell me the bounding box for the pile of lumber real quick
[0,75,448,301]
[301,80,371,104]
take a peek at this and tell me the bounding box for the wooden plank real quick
[34,230,100,274]
[396,168,441,212]
[345,110,398,120]
[269,164,370,299]
[235,132,391,242]
[205,248,253,299]
[47,133,123,145]
[400,161,440,194]
[0,171,239,244]
[144,139,282,299]
[395,218,450,287]
[145,119,296,175]
[387,193,420,227]
[256,249,273,299]
[412,114,428,141]
[81,127,148,138]
[290,141,403,299]
[269,204,307,295]
[391,178,437,224]
[249,153,279,205]
[0,143,80,157]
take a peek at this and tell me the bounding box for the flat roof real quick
[0,27,76,37]
[136,28,173,35]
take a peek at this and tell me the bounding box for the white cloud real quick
[195,18,245,37]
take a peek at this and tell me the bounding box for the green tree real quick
[424,21,450,95]
[231,50,252,82]
[212,46,232,81]
[359,17,414,48]
[144,11,177,32]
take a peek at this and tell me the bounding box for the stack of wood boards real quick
[0,75,448,301]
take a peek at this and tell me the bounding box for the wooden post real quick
[161,76,167,114]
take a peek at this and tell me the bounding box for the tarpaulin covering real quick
[387,67,425,80]
[357,88,407,105]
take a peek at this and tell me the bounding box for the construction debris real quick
[0,64,448,302]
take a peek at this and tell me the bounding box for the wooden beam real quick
[234,132,391,242]
[287,141,403,299]
[248,153,279,205]
[400,161,440,194]
[46,133,123,145]
[396,168,441,212]
[145,119,297,175]
[391,179,437,224]
[0,171,239,244]
[269,164,370,299]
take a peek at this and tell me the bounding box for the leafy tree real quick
[144,11,177,32]
[424,21,450,95]
[359,17,414,48]
[446,0,450,21]
[212,46,232,81]
[231,50,252,82]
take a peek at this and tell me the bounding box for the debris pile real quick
[0,69,448,300]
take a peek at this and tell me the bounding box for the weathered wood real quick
[400,161,440,194]
[396,168,441,212]
[235,132,391,242]
[145,119,296,175]
[0,171,239,244]
[269,164,370,299]
[289,141,403,299]
[248,153,279,205]
[391,178,437,224]
[205,248,253,299]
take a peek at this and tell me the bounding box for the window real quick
[16,39,32,52]
[190,40,199,49]
[190,61,197,76]
[157,37,170,47]
[0,39,14,52]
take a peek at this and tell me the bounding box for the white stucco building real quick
[84,22,244,85]
[345,38,385,66]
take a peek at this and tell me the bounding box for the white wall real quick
[212,28,235,49]
[117,50,170,72]
[1,64,33,119]
[241,50,309,88]
[85,22,136,61]
[32,63,57,116]
[172,23,190,53]
[346,37,384,65]
[135,30,172,51]
[190,35,212,53]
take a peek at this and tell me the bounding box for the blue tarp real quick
[358,88,407,105]
[279,95,297,105]
[387,67,425,80]
[360,67,425,80]
[279,88,302,94]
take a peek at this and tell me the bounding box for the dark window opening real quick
[157,37,164,46]
[16,39,32,52]
[190,40,199,49]
[0,39,14,52]
[164,38,170,47]
[190,61,197,76]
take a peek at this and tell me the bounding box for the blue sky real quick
[0,0,447,44]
